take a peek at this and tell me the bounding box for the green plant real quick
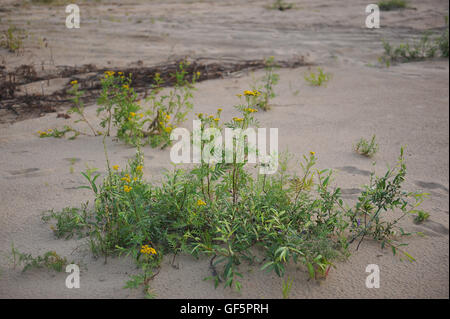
[251,56,280,111]
[11,244,68,273]
[282,277,293,299]
[304,67,331,87]
[437,16,449,58]
[413,210,430,224]
[354,135,379,157]
[378,0,407,11]
[67,80,98,136]
[379,19,449,67]
[348,148,428,259]
[43,99,425,295]
[96,63,198,148]
[37,126,81,139]
[1,26,24,53]
[272,0,293,11]
[42,204,92,239]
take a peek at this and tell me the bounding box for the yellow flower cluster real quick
[197,199,207,206]
[123,185,132,193]
[121,176,131,183]
[244,108,258,113]
[113,165,120,170]
[310,151,315,156]
[136,165,143,172]
[140,245,157,255]
[243,90,261,97]
[70,80,78,85]
[104,70,115,78]
[233,117,244,122]
[37,129,52,137]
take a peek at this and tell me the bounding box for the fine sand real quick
[0,0,448,298]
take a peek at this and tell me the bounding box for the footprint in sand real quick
[5,168,52,179]
[415,181,449,193]
[336,166,371,177]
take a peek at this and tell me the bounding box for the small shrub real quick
[272,0,293,11]
[413,211,430,224]
[304,67,331,87]
[1,26,24,53]
[354,135,379,157]
[11,245,68,273]
[378,0,407,11]
[251,56,280,111]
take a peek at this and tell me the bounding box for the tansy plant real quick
[42,90,427,296]
[40,62,198,149]
[251,56,280,111]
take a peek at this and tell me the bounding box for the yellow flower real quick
[47,129,53,132]
[196,71,201,77]
[217,108,223,112]
[113,165,119,170]
[121,177,131,183]
[140,245,157,255]
[104,71,115,77]
[123,185,132,193]
[197,199,207,206]
[123,84,129,89]
[197,113,203,119]
[133,177,138,182]
[136,165,143,172]
[139,113,144,118]
[70,80,78,85]
[166,114,171,120]
[244,90,255,96]
[214,118,219,122]
[118,71,123,75]
[310,151,315,156]
[130,112,136,117]
[233,117,243,122]
[165,126,173,133]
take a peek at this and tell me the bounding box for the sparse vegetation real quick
[40,62,198,149]
[304,67,331,87]
[1,26,24,53]
[10,244,68,273]
[379,18,449,66]
[251,56,280,111]
[378,0,407,11]
[413,211,430,224]
[354,135,379,157]
[271,0,294,11]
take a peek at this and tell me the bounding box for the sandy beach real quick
[0,0,448,299]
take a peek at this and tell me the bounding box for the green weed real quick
[1,26,24,53]
[354,135,379,157]
[304,67,331,87]
[251,56,280,111]
[378,0,407,11]
[11,244,68,273]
